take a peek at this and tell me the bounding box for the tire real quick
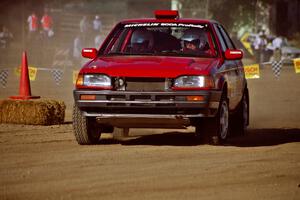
[230,89,249,136]
[196,94,229,145]
[72,104,101,145]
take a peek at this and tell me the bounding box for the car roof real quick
[119,18,220,25]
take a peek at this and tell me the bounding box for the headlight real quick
[173,76,214,88]
[83,74,111,87]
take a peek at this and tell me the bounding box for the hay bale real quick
[0,99,66,125]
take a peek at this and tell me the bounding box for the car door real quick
[214,24,244,111]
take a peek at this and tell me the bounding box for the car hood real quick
[81,56,219,78]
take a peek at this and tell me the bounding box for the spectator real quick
[79,16,89,43]
[272,36,283,50]
[265,37,275,62]
[79,16,89,33]
[252,31,267,63]
[73,34,83,67]
[94,33,102,48]
[41,10,54,38]
[93,15,102,34]
[272,36,283,61]
[27,11,38,40]
[0,25,13,48]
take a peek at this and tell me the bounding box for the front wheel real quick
[196,96,229,145]
[212,97,230,144]
[73,105,101,145]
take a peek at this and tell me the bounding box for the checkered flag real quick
[0,69,9,88]
[271,60,283,78]
[51,69,64,85]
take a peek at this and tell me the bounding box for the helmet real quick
[181,28,207,50]
[130,29,154,53]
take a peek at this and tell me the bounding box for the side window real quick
[110,29,128,53]
[218,25,235,49]
[101,24,123,55]
[213,24,227,52]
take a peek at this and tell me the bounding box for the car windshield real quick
[102,23,218,58]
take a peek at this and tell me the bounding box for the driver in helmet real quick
[130,29,154,54]
[181,28,209,55]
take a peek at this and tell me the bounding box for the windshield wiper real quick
[159,50,180,55]
[106,52,157,56]
[106,52,131,56]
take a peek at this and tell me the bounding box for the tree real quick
[179,0,272,33]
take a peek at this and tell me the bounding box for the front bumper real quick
[74,90,222,128]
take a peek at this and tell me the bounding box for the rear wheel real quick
[230,89,249,136]
[73,104,101,145]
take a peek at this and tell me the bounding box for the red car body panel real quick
[81,56,220,78]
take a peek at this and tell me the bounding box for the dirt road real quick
[0,63,300,199]
[0,124,299,200]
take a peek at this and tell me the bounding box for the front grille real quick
[115,77,171,91]
[106,94,180,102]
[126,81,165,91]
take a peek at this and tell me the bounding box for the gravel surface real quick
[0,62,299,199]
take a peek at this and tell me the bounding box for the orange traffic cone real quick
[10,51,40,100]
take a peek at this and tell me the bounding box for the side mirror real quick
[82,48,98,59]
[224,49,243,60]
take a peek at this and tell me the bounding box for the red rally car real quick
[73,10,249,145]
